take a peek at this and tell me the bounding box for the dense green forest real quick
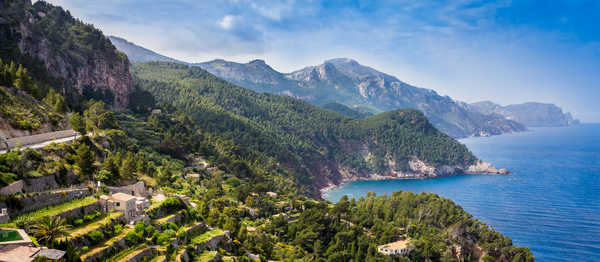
[131,62,477,195]
[321,102,373,119]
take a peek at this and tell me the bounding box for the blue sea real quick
[323,124,600,261]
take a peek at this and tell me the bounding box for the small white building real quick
[377,239,413,256]
[266,192,278,198]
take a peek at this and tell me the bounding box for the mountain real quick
[195,58,526,138]
[470,101,580,127]
[109,39,526,138]
[132,62,507,196]
[108,36,186,64]
[320,102,373,119]
[0,0,132,109]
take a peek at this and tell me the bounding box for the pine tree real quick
[75,143,95,178]
[69,112,87,135]
[119,152,137,180]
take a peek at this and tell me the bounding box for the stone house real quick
[99,193,149,222]
[185,173,201,181]
[106,181,147,197]
[377,239,413,256]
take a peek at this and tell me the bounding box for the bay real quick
[323,124,600,261]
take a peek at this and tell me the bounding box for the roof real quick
[37,249,66,260]
[110,192,136,201]
[0,245,40,262]
[377,239,412,250]
[186,173,200,178]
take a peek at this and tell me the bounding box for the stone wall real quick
[0,181,24,196]
[66,214,124,248]
[192,231,231,252]
[9,189,91,216]
[22,175,58,192]
[56,202,101,220]
[125,247,155,262]
[82,236,127,262]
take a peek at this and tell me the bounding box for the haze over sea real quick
[323,124,600,261]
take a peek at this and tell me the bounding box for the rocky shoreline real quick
[319,159,510,197]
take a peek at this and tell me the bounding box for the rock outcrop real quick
[0,0,133,109]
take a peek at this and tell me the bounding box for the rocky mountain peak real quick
[249,59,267,65]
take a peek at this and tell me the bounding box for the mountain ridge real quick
[106,37,529,138]
[470,101,580,127]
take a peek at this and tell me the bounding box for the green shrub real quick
[73,219,84,226]
[124,231,142,246]
[88,231,104,245]
[144,225,155,238]
[113,224,123,235]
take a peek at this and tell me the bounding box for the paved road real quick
[0,129,79,153]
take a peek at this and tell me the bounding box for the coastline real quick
[319,167,510,199]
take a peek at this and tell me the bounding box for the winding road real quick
[0,129,79,153]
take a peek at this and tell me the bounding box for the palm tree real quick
[29,216,71,247]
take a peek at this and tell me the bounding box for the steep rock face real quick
[470,101,580,127]
[0,0,132,109]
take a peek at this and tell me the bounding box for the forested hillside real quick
[321,102,373,119]
[131,62,487,196]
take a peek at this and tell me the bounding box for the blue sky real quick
[46,0,600,122]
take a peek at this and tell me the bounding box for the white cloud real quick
[218,15,236,30]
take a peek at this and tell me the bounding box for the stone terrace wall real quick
[125,247,156,262]
[9,188,91,216]
[56,202,101,220]
[83,236,127,262]
[22,175,58,192]
[0,181,24,195]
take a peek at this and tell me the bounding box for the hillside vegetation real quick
[131,62,477,195]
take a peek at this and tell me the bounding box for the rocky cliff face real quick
[317,139,508,194]
[0,0,132,109]
[470,101,580,127]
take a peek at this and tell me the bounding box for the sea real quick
[322,124,600,261]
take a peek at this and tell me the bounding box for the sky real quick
[45,0,600,122]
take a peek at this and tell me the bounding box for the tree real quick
[43,88,67,113]
[75,143,95,178]
[13,64,38,97]
[29,216,71,247]
[119,152,136,180]
[69,112,86,135]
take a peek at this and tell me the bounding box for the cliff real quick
[470,101,580,127]
[0,0,132,109]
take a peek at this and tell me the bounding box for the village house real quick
[186,173,201,181]
[377,239,413,256]
[266,192,278,198]
[99,192,150,222]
